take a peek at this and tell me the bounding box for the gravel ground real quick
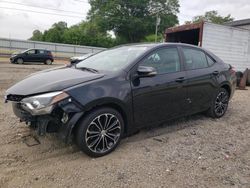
[0,62,249,188]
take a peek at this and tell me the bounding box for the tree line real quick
[30,0,234,48]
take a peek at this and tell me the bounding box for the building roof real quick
[225,18,250,26]
[165,22,203,34]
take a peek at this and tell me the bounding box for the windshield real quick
[12,49,27,55]
[75,46,149,72]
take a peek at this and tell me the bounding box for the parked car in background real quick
[70,53,94,65]
[5,43,236,157]
[10,49,54,65]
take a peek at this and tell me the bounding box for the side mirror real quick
[24,52,28,56]
[137,66,157,78]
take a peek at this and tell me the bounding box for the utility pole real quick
[155,12,161,43]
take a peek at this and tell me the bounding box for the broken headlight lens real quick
[21,91,69,115]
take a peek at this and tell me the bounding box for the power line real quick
[76,0,172,8]
[0,0,87,15]
[73,0,89,3]
[0,6,87,18]
[0,1,181,18]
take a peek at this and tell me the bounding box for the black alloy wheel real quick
[208,88,229,118]
[76,107,124,157]
[214,90,229,117]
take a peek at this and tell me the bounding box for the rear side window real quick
[206,55,215,66]
[38,50,45,54]
[182,48,208,70]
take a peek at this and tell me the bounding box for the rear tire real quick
[45,59,52,65]
[236,71,243,86]
[16,58,24,64]
[75,107,124,157]
[207,88,229,118]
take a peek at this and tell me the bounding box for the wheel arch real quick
[46,57,53,61]
[15,57,24,63]
[72,98,130,136]
[220,83,231,97]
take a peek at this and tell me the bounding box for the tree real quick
[31,21,68,43]
[29,0,180,47]
[88,0,179,43]
[63,21,116,47]
[29,20,116,48]
[190,10,234,24]
[29,30,43,41]
[43,21,68,43]
[142,34,164,42]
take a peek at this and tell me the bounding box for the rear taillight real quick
[48,52,53,57]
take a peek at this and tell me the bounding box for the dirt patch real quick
[0,63,249,188]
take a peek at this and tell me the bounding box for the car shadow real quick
[20,62,59,66]
[124,113,214,143]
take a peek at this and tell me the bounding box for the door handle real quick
[175,77,185,83]
[212,71,219,76]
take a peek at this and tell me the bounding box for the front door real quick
[25,49,37,62]
[131,47,188,128]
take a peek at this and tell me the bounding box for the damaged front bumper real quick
[7,94,84,143]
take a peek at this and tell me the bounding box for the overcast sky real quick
[0,0,250,40]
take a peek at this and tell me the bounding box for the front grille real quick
[7,94,25,102]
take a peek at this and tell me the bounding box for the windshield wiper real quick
[76,66,99,73]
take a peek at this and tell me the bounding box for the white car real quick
[70,53,94,65]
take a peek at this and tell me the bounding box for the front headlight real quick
[21,91,69,115]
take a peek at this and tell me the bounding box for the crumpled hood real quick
[6,67,104,95]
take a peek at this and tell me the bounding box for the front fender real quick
[83,97,128,112]
[59,111,84,143]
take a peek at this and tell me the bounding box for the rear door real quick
[180,47,219,114]
[37,50,46,62]
[131,46,188,128]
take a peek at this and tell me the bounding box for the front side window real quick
[140,47,181,74]
[183,48,208,70]
[27,50,36,54]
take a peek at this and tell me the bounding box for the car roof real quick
[26,48,51,51]
[117,42,203,50]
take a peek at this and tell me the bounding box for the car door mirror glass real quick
[137,66,157,77]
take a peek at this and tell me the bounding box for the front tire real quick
[75,107,124,157]
[16,58,24,64]
[207,88,229,118]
